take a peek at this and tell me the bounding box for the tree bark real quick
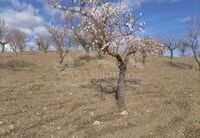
[97,50,102,59]
[58,50,64,64]
[76,45,79,51]
[0,42,7,53]
[1,44,5,53]
[115,63,126,111]
[13,46,18,56]
[116,45,119,52]
[106,50,135,111]
[192,48,200,71]
[170,50,173,64]
[198,63,200,71]
[142,54,147,65]
[19,48,23,54]
[85,47,90,57]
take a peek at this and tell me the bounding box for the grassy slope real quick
[0,52,200,138]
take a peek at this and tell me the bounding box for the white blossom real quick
[139,22,143,26]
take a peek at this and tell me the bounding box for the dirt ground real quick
[0,52,200,138]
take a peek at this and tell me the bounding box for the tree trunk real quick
[192,48,200,71]
[15,51,18,56]
[85,47,90,57]
[198,63,200,71]
[170,50,173,64]
[115,63,126,111]
[76,44,79,51]
[116,45,119,52]
[20,49,23,54]
[14,47,18,56]
[58,50,64,64]
[1,45,5,53]
[97,49,102,59]
[142,54,147,65]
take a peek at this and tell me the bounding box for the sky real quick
[0,0,199,47]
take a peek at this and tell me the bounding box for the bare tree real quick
[185,17,200,70]
[0,19,9,53]
[7,28,27,55]
[50,0,162,111]
[47,25,68,64]
[178,37,188,57]
[36,33,50,54]
[163,37,178,63]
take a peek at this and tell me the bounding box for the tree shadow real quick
[164,61,193,70]
[184,125,200,138]
[0,55,13,59]
[0,60,35,71]
[79,55,100,61]
[80,78,142,100]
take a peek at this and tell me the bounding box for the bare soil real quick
[0,52,200,138]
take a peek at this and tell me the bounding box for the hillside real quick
[0,52,200,138]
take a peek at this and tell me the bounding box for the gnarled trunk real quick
[97,49,102,59]
[198,63,200,71]
[0,42,7,53]
[115,63,127,111]
[192,48,200,71]
[194,56,200,71]
[106,48,135,111]
[58,50,64,64]
[1,45,5,53]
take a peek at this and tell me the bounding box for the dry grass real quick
[0,52,200,138]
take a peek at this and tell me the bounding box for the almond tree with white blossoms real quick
[73,22,94,57]
[36,33,50,54]
[47,25,68,64]
[7,28,27,55]
[50,0,163,111]
[139,36,164,64]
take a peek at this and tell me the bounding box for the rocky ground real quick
[0,52,200,138]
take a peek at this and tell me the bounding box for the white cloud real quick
[0,5,44,29]
[120,0,149,10]
[19,28,32,36]
[0,0,40,12]
[35,0,63,18]
[121,0,183,10]
[0,0,49,50]
[33,26,50,37]
[8,0,27,10]
[178,16,192,23]
[171,0,181,2]
[34,26,47,33]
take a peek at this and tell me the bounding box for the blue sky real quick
[0,0,199,43]
[136,0,200,37]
